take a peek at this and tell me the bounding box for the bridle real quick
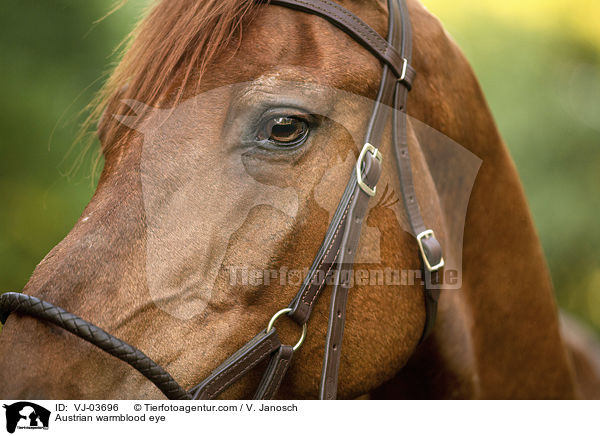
[0,0,444,400]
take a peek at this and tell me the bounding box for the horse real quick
[1,0,599,399]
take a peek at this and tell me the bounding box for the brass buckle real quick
[267,308,307,351]
[356,143,382,197]
[397,58,408,83]
[416,229,445,272]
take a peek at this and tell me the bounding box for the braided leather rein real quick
[0,292,191,399]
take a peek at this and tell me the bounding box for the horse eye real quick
[260,116,309,147]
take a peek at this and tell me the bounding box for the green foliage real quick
[0,1,598,332]
[0,1,143,291]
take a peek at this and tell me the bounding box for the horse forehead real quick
[251,0,387,40]
[130,4,388,128]
[213,3,384,92]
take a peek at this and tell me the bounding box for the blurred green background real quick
[0,1,598,332]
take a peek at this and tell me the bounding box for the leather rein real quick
[0,0,443,400]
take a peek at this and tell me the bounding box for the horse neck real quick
[376,0,578,399]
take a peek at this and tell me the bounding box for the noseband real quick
[0,0,443,400]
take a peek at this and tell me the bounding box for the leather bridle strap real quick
[319,0,402,400]
[318,147,382,399]
[253,345,294,400]
[390,0,442,339]
[189,328,282,400]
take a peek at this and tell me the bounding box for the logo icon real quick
[3,402,50,433]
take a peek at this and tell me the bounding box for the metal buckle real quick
[416,229,445,272]
[267,308,307,351]
[397,58,408,83]
[356,143,382,197]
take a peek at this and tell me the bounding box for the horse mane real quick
[92,0,260,154]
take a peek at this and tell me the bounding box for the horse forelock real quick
[93,0,262,155]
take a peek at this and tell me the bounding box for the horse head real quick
[0,0,585,399]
